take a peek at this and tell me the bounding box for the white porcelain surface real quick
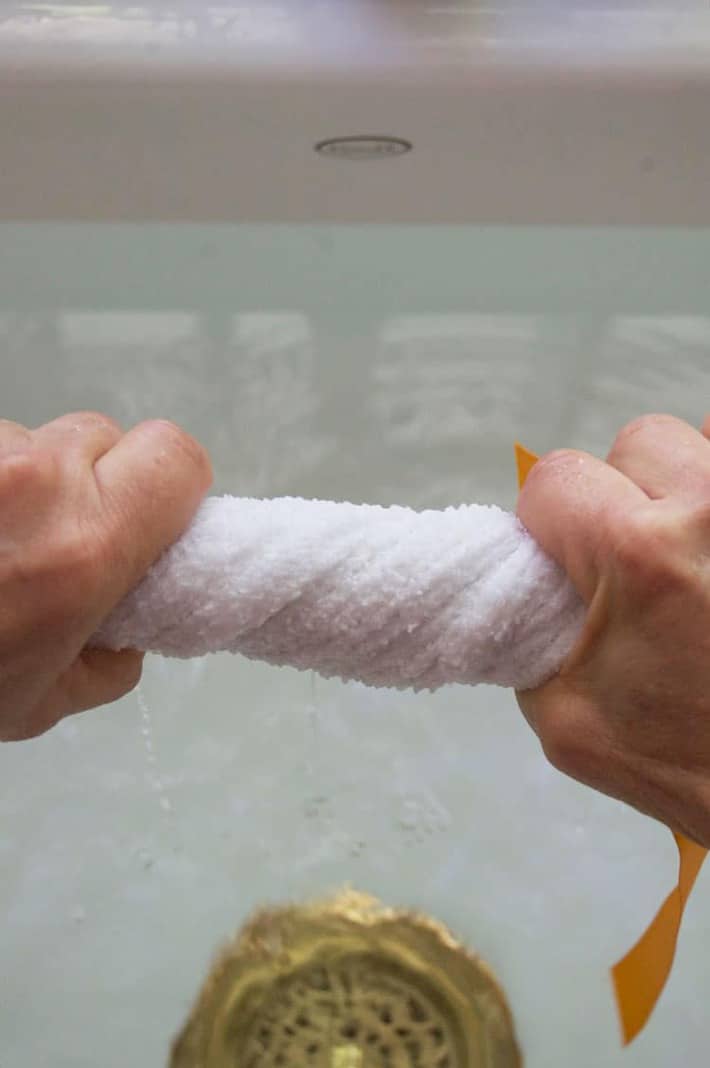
[2,2,710,225]
[1,223,710,1066]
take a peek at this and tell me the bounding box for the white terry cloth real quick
[91,495,586,692]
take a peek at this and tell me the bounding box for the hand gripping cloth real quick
[90,443,705,1046]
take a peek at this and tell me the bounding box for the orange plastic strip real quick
[514,442,707,1046]
[514,443,539,489]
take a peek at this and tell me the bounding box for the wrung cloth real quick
[90,444,705,1045]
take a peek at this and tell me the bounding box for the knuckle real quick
[523,448,582,488]
[0,447,58,498]
[144,419,212,483]
[0,418,30,443]
[74,410,123,437]
[610,413,679,457]
[38,411,123,455]
[537,447,582,471]
[518,448,585,507]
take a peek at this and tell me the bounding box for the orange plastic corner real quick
[514,442,539,490]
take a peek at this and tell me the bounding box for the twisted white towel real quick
[92,496,586,691]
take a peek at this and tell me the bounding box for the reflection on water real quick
[3,260,710,506]
[575,317,710,453]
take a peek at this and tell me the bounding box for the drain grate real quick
[240,954,457,1067]
[170,891,521,1068]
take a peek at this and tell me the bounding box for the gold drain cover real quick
[170,891,521,1068]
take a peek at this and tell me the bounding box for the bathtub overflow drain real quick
[315,136,412,160]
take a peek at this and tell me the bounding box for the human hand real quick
[516,413,710,847]
[0,413,212,741]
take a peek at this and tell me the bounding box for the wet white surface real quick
[1,224,710,1065]
[3,2,710,228]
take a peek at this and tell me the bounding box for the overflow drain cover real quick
[315,136,412,160]
[170,891,521,1068]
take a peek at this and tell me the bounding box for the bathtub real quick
[2,3,710,1066]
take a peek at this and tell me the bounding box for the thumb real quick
[516,447,646,603]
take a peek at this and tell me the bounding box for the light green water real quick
[1,224,709,1067]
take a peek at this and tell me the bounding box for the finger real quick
[0,706,63,742]
[0,649,144,741]
[61,648,144,713]
[606,413,710,502]
[517,448,647,602]
[33,411,123,465]
[0,419,31,454]
[93,419,213,597]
